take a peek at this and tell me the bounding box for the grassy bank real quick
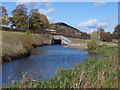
[2,31,50,62]
[68,37,117,50]
[6,46,118,88]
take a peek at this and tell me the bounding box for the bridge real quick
[51,35,71,45]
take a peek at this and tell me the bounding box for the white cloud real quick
[39,8,55,15]
[77,19,108,29]
[77,19,97,28]
[94,2,106,7]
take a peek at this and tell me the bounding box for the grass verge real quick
[2,31,50,63]
[68,37,117,50]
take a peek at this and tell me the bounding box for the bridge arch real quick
[51,35,71,45]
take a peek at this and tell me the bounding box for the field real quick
[68,37,117,50]
[2,31,50,56]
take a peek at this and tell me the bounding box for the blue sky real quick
[1,1,118,33]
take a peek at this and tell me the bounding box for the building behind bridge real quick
[46,29,56,33]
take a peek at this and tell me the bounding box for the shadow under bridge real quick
[51,35,71,45]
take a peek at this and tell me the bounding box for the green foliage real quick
[87,31,100,54]
[1,5,49,31]
[11,4,28,29]
[0,6,10,26]
[29,9,49,31]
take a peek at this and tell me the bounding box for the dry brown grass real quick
[2,31,50,56]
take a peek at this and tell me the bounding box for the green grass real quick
[6,46,118,88]
[68,38,90,44]
[2,31,50,56]
[68,37,117,51]
[69,37,117,46]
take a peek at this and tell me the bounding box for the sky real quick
[1,1,118,33]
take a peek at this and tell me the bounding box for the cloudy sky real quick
[1,1,118,33]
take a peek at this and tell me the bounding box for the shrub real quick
[87,31,100,54]
[22,38,33,51]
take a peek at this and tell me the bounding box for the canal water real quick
[2,45,104,84]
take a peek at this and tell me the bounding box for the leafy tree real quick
[29,9,49,31]
[11,4,28,29]
[97,28,112,42]
[100,32,112,42]
[0,6,9,26]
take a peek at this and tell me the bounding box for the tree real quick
[0,6,9,26]
[11,4,28,29]
[100,32,112,42]
[106,32,112,42]
[29,9,49,31]
[97,28,105,40]
[114,24,120,35]
[112,32,118,39]
[113,24,119,40]
[97,28,112,42]
[97,28,105,33]
[81,32,90,39]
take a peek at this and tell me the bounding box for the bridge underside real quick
[51,36,71,45]
[52,39,61,45]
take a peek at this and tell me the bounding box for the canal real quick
[2,45,104,84]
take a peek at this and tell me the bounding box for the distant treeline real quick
[2,26,90,39]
